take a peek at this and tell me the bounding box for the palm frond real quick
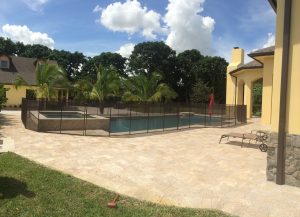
[13,75,28,90]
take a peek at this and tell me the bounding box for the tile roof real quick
[230,60,263,75]
[0,55,57,85]
[248,46,275,58]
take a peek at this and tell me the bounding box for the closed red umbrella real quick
[208,93,214,117]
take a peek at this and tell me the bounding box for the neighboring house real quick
[0,54,64,107]
[226,0,300,188]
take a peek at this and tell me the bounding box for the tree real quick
[90,65,120,103]
[128,42,176,79]
[0,37,16,55]
[20,44,52,59]
[175,49,204,101]
[48,50,87,81]
[190,80,211,103]
[81,52,126,81]
[14,62,69,100]
[192,56,228,103]
[72,79,93,103]
[15,42,26,56]
[0,84,8,111]
[122,72,177,102]
[252,80,263,116]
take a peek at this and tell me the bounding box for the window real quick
[0,60,9,69]
[26,89,36,100]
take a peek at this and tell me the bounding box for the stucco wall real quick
[4,85,36,107]
[226,48,244,105]
[271,0,300,134]
[260,56,274,125]
[235,69,262,119]
[285,0,300,134]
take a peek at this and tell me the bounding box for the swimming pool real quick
[109,114,221,133]
[39,111,94,119]
[30,111,109,131]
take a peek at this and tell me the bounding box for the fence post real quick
[109,106,112,137]
[188,103,191,128]
[85,104,87,136]
[228,105,231,127]
[129,104,132,135]
[147,103,150,133]
[60,100,63,134]
[202,103,206,127]
[220,104,223,128]
[37,100,40,132]
[177,103,180,130]
[162,103,165,132]
[235,105,237,126]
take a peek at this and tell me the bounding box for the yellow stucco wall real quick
[226,48,244,105]
[271,0,300,134]
[285,0,300,134]
[234,69,263,119]
[4,85,36,107]
[270,0,284,132]
[255,56,274,125]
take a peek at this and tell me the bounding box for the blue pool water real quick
[109,115,221,133]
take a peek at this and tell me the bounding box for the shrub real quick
[0,84,7,111]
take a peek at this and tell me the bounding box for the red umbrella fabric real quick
[208,93,214,116]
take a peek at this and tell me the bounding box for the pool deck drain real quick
[1,110,300,217]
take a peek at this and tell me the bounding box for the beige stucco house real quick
[0,54,66,107]
[226,0,300,187]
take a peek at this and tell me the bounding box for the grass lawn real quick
[0,152,233,217]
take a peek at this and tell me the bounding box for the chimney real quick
[227,47,244,73]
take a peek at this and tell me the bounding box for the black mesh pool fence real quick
[21,99,247,136]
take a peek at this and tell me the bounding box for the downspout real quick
[276,0,292,185]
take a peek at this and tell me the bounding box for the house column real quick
[244,81,253,119]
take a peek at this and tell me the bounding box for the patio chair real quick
[219,131,268,152]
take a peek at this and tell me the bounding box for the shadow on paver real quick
[0,112,20,127]
[224,141,261,150]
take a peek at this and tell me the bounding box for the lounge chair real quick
[219,133,257,144]
[219,131,268,152]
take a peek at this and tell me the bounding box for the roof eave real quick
[268,0,277,13]
[229,66,263,75]
[248,51,275,58]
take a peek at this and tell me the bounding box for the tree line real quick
[0,37,228,103]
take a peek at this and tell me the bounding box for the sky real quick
[0,0,276,62]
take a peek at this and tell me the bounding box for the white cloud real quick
[99,0,164,39]
[164,0,215,55]
[1,24,55,49]
[263,33,275,48]
[23,0,49,11]
[99,0,215,55]
[93,5,102,13]
[117,43,135,58]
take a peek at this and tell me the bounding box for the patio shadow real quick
[0,177,35,199]
[225,141,261,150]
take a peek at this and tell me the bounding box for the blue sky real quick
[0,0,276,62]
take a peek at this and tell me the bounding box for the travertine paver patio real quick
[1,110,300,217]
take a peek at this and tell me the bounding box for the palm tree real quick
[14,62,69,100]
[122,72,177,102]
[72,79,93,103]
[90,65,120,113]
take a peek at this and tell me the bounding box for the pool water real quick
[40,111,94,119]
[110,115,221,133]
